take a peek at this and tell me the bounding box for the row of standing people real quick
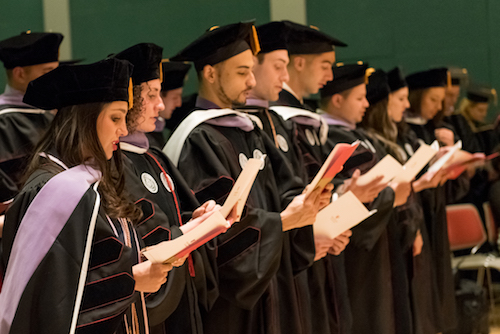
[0,19,493,334]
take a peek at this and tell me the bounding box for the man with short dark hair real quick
[164,21,330,334]
[0,31,63,231]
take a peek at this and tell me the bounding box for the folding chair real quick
[447,203,500,315]
[483,202,499,250]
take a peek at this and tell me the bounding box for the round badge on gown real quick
[160,172,175,193]
[305,129,316,146]
[277,134,289,152]
[239,153,248,169]
[253,149,267,170]
[141,172,158,193]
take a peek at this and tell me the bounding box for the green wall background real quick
[1,0,499,118]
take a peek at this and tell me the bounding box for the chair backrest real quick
[446,204,487,251]
[483,202,498,245]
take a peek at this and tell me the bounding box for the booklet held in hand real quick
[142,158,263,264]
[314,191,376,239]
[305,141,359,197]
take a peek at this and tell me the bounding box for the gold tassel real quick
[128,78,134,109]
[492,88,497,106]
[251,25,261,55]
[159,60,166,83]
[365,67,375,84]
[209,25,219,31]
[447,70,452,88]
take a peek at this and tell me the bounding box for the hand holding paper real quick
[389,181,412,207]
[343,169,387,203]
[132,261,173,293]
[282,185,323,231]
[305,141,359,197]
[328,230,352,256]
[142,158,263,264]
[356,155,404,186]
[393,140,439,183]
[412,168,446,192]
[313,191,376,242]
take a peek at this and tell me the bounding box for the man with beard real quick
[163,21,331,334]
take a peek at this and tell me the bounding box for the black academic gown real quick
[405,121,458,333]
[243,103,353,334]
[396,129,446,334]
[444,115,491,216]
[272,93,354,334]
[121,143,218,334]
[0,105,53,201]
[1,156,147,334]
[168,111,312,334]
[446,114,482,153]
[325,124,414,334]
[145,131,166,150]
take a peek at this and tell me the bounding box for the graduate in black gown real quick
[146,61,191,148]
[0,31,62,224]
[454,84,498,155]
[240,21,351,334]
[385,67,453,334]
[403,68,463,333]
[114,43,220,334]
[269,21,346,180]
[0,58,173,334]
[163,21,332,334]
[449,84,498,214]
[261,21,353,334]
[442,67,468,121]
[318,62,413,334]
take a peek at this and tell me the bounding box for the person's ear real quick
[331,93,344,109]
[202,65,217,84]
[293,56,306,72]
[11,66,26,83]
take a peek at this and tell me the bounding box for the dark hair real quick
[407,88,425,117]
[125,85,144,133]
[256,53,266,64]
[319,88,353,110]
[359,98,404,162]
[26,102,142,222]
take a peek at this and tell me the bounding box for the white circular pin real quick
[239,153,248,169]
[160,172,175,193]
[141,173,158,194]
[305,129,316,146]
[277,134,289,152]
[253,149,267,170]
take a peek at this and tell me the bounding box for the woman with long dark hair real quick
[0,58,172,334]
[114,43,226,334]
[360,68,452,334]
